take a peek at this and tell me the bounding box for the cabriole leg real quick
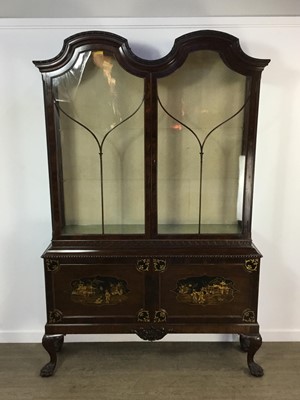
[241,333,264,377]
[240,333,250,352]
[40,334,64,377]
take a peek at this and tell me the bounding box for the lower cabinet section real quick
[41,254,263,378]
[44,257,259,327]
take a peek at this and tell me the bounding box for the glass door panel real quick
[157,51,247,234]
[53,51,145,234]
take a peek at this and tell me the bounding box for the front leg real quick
[243,333,264,377]
[40,334,64,377]
[240,334,250,352]
[53,334,64,352]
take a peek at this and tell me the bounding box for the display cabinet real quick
[34,30,270,377]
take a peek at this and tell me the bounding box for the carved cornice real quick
[43,253,261,262]
[33,30,270,76]
[50,239,254,248]
[33,31,128,73]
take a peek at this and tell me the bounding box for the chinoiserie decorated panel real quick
[174,276,238,306]
[45,261,146,321]
[158,262,259,322]
[71,276,129,306]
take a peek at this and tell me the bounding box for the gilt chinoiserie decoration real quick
[71,276,129,306]
[174,276,238,306]
[34,30,269,378]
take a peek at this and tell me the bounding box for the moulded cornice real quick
[33,29,270,76]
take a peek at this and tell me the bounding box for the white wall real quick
[1,1,300,17]
[1,17,300,342]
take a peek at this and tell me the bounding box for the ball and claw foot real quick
[248,361,264,377]
[40,334,64,377]
[40,362,56,377]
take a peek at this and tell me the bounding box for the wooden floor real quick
[0,342,299,399]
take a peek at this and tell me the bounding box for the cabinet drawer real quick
[159,262,259,324]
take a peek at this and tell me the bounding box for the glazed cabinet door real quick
[156,49,248,236]
[50,49,146,236]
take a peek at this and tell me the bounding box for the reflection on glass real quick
[157,50,247,234]
[53,50,145,234]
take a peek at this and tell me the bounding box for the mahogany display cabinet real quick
[34,30,270,377]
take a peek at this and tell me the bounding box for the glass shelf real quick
[62,224,145,235]
[62,223,241,235]
[158,224,241,235]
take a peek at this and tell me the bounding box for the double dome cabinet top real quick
[34,29,269,74]
[34,30,269,378]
